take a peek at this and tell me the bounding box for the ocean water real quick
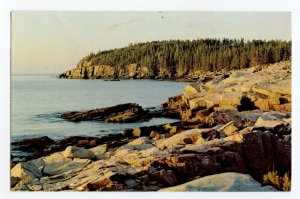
[11,75,189,142]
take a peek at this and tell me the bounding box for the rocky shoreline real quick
[11,61,291,191]
[60,103,180,123]
[58,61,226,83]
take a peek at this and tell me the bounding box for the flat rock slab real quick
[159,172,278,192]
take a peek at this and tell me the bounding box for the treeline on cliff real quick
[84,38,291,73]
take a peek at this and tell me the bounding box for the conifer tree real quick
[81,38,291,75]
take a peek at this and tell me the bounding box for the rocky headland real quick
[11,61,291,191]
[58,39,291,82]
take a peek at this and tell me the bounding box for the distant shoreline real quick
[12,74,196,83]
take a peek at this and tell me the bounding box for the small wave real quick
[11,151,32,161]
[32,112,64,123]
[98,128,121,133]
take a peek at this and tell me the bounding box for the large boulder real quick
[252,84,283,98]
[188,93,220,110]
[184,83,205,96]
[158,172,277,191]
[90,144,107,155]
[154,129,211,149]
[220,92,244,105]
[11,162,42,185]
[63,146,95,160]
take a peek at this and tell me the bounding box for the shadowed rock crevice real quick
[237,97,258,112]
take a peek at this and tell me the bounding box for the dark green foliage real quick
[84,38,291,73]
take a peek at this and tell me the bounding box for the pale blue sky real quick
[11,11,291,74]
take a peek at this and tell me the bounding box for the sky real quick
[11,11,291,74]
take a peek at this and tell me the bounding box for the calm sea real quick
[11,75,189,142]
